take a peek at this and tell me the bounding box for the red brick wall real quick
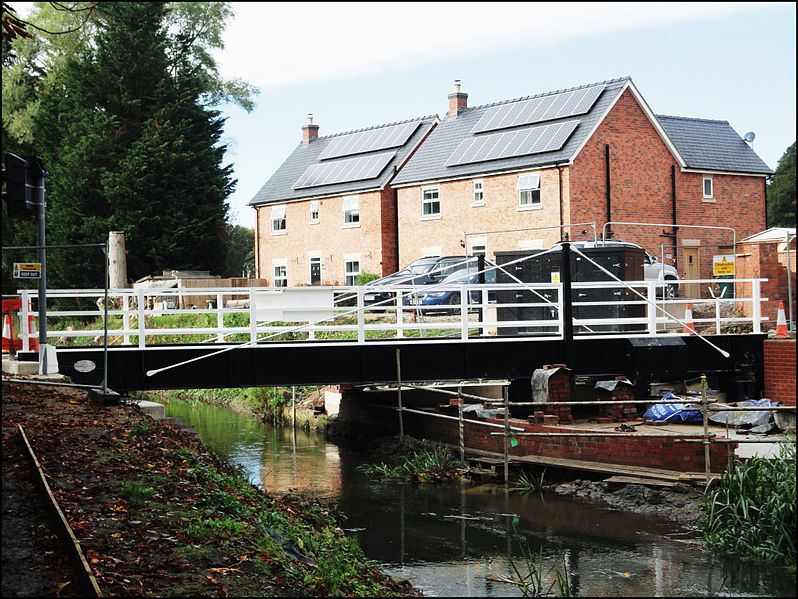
[764,339,796,405]
[568,89,767,286]
[343,399,733,473]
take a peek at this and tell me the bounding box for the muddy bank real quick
[549,479,705,524]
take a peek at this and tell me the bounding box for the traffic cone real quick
[683,303,695,334]
[1,312,12,352]
[774,300,788,338]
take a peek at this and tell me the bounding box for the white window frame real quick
[518,173,541,210]
[468,235,487,257]
[310,200,319,224]
[344,254,360,286]
[422,187,441,219]
[342,195,360,227]
[270,205,286,234]
[421,246,441,258]
[272,259,288,287]
[702,176,714,201]
[473,179,484,206]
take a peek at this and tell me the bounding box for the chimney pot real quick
[302,113,319,144]
[448,79,468,116]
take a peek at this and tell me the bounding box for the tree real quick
[3,2,257,285]
[767,142,796,228]
[223,224,255,278]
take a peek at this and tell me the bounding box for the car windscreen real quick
[408,258,440,275]
[433,258,473,278]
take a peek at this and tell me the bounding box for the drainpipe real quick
[393,188,400,272]
[671,165,679,264]
[605,145,612,239]
[763,178,768,229]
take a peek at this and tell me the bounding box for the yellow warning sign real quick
[550,271,561,283]
[13,262,41,279]
[713,255,735,276]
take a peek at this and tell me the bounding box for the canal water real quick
[165,399,793,597]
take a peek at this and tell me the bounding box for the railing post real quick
[715,294,722,335]
[458,386,465,462]
[751,279,761,334]
[647,282,657,335]
[396,290,404,339]
[136,288,146,349]
[216,291,224,342]
[357,287,365,344]
[460,284,468,340]
[481,288,489,337]
[20,290,30,352]
[122,293,131,345]
[249,289,258,344]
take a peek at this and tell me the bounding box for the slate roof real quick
[391,77,630,186]
[657,115,773,175]
[249,115,438,206]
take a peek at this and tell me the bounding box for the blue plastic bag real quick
[643,393,703,423]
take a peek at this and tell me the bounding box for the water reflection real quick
[165,398,794,597]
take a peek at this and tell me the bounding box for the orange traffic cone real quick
[1,312,12,352]
[683,303,695,334]
[774,300,788,338]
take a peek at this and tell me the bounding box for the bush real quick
[355,272,380,285]
[701,439,795,569]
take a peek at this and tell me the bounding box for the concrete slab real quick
[2,358,39,376]
[130,400,166,419]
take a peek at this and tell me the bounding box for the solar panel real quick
[446,121,579,167]
[294,151,395,189]
[318,121,421,160]
[471,84,604,133]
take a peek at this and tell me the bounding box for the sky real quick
[11,2,798,228]
[215,1,796,229]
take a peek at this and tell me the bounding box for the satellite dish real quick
[744,131,756,143]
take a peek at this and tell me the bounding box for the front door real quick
[683,248,700,298]
[310,257,321,286]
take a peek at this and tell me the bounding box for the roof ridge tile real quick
[656,114,729,125]
[316,114,439,141]
[459,76,631,114]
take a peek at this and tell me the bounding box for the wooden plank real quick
[17,425,103,597]
[603,476,679,488]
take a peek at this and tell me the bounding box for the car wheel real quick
[446,293,460,312]
[664,278,678,299]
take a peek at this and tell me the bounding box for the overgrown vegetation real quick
[701,439,796,570]
[511,469,547,495]
[491,524,573,597]
[357,438,467,483]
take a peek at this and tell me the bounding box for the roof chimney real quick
[302,113,319,144]
[448,79,468,116]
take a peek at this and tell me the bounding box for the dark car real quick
[408,264,497,312]
[363,257,443,309]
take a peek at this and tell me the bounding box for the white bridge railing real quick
[15,277,768,351]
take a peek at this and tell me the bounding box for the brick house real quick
[390,77,773,286]
[250,114,437,286]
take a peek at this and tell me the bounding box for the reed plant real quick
[701,439,795,570]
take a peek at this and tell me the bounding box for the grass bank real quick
[2,381,416,597]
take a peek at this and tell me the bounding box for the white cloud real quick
[218,2,766,88]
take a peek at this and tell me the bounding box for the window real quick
[344,258,360,286]
[421,247,441,258]
[310,201,319,223]
[518,173,541,208]
[422,187,440,218]
[342,195,359,226]
[473,180,484,206]
[273,263,287,287]
[469,235,487,257]
[271,205,286,233]
[703,176,714,200]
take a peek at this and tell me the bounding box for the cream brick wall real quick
[396,168,565,265]
[255,190,388,286]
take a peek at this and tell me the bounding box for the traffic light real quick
[2,153,47,218]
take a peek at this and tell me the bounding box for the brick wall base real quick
[764,338,796,405]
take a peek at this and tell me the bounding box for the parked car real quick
[408,265,497,313]
[363,257,444,309]
[552,240,680,298]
